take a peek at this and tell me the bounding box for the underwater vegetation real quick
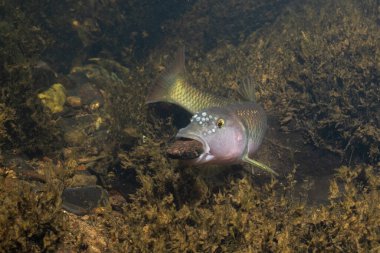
[0,0,379,252]
[109,162,380,252]
[162,0,379,165]
[0,160,65,252]
[0,103,15,147]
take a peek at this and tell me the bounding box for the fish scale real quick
[235,105,267,145]
[167,78,231,114]
[146,48,233,113]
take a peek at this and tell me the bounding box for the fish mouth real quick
[172,132,214,163]
[176,133,209,153]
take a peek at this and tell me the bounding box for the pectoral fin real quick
[242,154,278,176]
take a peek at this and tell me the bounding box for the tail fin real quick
[238,76,257,102]
[146,47,186,104]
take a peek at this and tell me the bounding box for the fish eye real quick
[216,118,225,128]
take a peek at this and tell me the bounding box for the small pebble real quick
[66,96,82,107]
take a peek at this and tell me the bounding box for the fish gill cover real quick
[0,0,379,252]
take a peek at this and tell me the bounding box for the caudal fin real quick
[146,47,186,104]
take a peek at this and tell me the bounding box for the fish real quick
[146,48,233,114]
[146,48,277,175]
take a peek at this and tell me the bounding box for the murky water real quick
[0,0,378,252]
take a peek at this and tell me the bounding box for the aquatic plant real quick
[162,0,379,164]
[0,0,378,252]
[0,104,15,148]
[0,161,65,252]
[69,145,379,252]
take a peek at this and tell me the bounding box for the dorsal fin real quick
[146,47,186,104]
[238,76,257,102]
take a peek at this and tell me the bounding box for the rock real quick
[37,83,66,113]
[66,96,82,108]
[166,138,204,160]
[62,185,109,216]
[68,173,98,187]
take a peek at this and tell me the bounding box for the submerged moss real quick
[0,161,65,252]
[63,144,379,252]
[0,103,15,147]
